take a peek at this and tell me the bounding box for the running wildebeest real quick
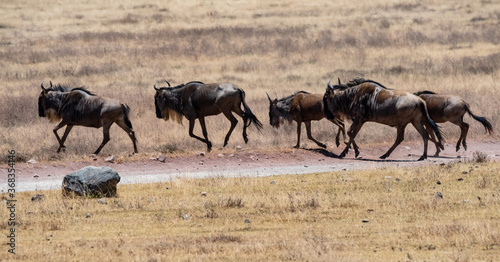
[154,80,263,151]
[38,81,138,155]
[267,91,346,148]
[414,90,493,156]
[323,78,444,161]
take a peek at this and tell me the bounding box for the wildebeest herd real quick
[38,78,493,161]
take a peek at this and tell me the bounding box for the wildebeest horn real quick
[275,92,279,100]
[164,80,171,87]
[338,78,341,85]
[40,80,47,91]
[327,78,333,89]
[154,82,159,91]
[50,81,53,88]
[266,92,272,103]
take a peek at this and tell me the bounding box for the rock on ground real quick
[62,166,120,197]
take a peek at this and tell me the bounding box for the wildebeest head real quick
[267,93,282,128]
[38,81,63,122]
[154,81,183,124]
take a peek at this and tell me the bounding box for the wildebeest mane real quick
[157,81,205,91]
[48,83,96,96]
[413,90,437,96]
[336,78,390,90]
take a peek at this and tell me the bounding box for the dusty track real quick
[2,140,499,193]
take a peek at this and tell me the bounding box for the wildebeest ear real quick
[49,81,53,88]
[338,78,341,85]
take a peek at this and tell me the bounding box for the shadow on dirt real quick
[303,148,340,158]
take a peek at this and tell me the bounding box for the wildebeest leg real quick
[413,122,430,161]
[424,124,441,156]
[380,125,406,160]
[340,121,364,158]
[294,120,302,148]
[230,106,248,144]
[452,118,469,152]
[188,118,212,151]
[53,121,71,153]
[94,121,113,155]
[305,121,326,148]
[115,120,139,154]
[327,119,343,147]
[222,111,239,147]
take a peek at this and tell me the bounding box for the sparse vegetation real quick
[2,162,500,261]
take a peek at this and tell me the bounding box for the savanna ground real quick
[1,0,500,260]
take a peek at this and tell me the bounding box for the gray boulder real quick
[62,166,120,197]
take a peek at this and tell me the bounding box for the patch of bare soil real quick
[3,140,499,192]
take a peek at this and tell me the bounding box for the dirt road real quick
[2,140,499,193]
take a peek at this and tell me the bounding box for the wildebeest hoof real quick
[318,143,327,149]
[380,154,388,159]
[243,137,249,144]
[293,145,300,149]
[417,155,426,161]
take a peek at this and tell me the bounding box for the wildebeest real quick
[323,78,444,161]
[154,80,263,151]
[267,91,346,148]
[414,90,493,156]
[38,81,138,155]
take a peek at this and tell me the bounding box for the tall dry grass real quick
[0,0,499,161]
[2,162,499,261]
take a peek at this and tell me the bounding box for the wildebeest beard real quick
[156,92,184,124]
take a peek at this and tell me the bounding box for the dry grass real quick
[1,0,499,162]
[2,161,500,261]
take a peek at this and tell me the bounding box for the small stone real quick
[403,146,411,150]
[199,161,204,165]
[97,198,107,204]
[244,219,251,223]
[33,174,39,178]
[367,209,374,212]
[86,213,91,218]
[362,219,370,223]
[105,155,115,163]
[31,194,45,202]
[201,192,207,196]
[197,151,206,156]
[435,192,443,199]
[149,197,156,202]
[27,159,37,164]
[166,187,171,190]
[157,155,166,162]
[437,181,441,185]
[270,181,276,184]
[182,214,189,220]
[236,145,243,151]
[462,171,468,174]
[458,178,463,181]
[229,154,235,157]
[217,153,224,157]
[385,176,392,179]
[395,178,401,182]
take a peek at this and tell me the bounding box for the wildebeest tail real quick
[239,89,263,130]
[420,102,444,150]
[464,104,493,134]
[122,104,135,131]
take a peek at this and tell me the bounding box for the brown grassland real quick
[0,0,499,161]
[2,161,500,261]
[1,0,500,260]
